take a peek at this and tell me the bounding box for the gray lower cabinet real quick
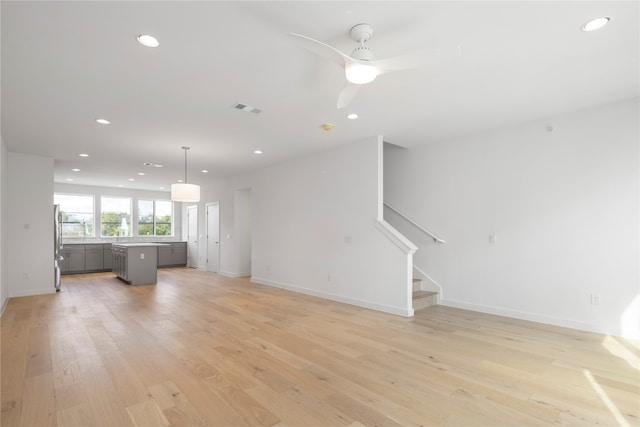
[62,242,186,274]
[158,242,187,267]
[103,245,113,270]
[60,245,85,273]
[84,245,104,271]
[112,244,159,285]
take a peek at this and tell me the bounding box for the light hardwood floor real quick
[2,268,639,426]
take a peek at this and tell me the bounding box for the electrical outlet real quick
[140,253,145,260]
[591,293,601,305]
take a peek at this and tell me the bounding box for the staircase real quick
[382,202,444,313]
[412,277,437,311]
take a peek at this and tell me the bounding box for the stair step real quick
[412,278,422,292]
[413,290,437,311]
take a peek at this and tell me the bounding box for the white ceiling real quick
[2,1,638,191]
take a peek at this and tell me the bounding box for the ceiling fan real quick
[291,23,461,109]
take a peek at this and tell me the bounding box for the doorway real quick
[187,205,198,269]
[206,202,220,273]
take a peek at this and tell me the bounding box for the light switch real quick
[140,253,145,259]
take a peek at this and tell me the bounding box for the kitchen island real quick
[112,243,170,285]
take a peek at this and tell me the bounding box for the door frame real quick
[187,205,198,269]
[206,202,220,273]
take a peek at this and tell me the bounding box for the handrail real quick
[383,202,446,243]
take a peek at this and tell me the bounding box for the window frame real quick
[54,193,95,238]
[100,196,133,238]
[137,199,173,237]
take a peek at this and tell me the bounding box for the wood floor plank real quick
[19,372,56,427]
[56,403,95,427]
[125,399,170,427]
[1,268,638,427]
[148,380,209,427]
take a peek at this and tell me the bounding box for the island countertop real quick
[112,243,171,248]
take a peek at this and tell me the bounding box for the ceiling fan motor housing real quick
[350,23,373,42]
[350,24,375,61]
[351,46,374,61]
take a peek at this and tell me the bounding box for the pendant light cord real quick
[182,146,190,184]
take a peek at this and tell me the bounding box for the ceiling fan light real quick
[171,183,200,203]
[345,63,377,84]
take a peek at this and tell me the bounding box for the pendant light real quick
[171,146,200,202]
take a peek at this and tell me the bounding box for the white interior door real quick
[187,205,198,269]
[206,202,220,273]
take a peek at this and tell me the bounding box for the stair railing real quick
[383,202,446,244]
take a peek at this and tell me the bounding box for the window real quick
[138,200,173,236]
[54,194,94,237]
[101,196,132,237]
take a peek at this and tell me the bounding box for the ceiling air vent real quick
[233,103,262,114]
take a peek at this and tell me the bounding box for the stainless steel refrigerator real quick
[54,204,63,291]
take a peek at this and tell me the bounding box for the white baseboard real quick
[10,288,56,298]
[0,296,9,316]
[219,270,250,278]
[251,276,414,317]
[440,298,619,338]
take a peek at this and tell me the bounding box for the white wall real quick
[7,152,55,297]
[249,136,413,315]
[385,98,640,338]
[234,188,252,276]
[0,3,5,313]
[54,183,182,242]
[0,138,8,311]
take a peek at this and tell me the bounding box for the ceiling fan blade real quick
[290,32,352,68]
[337,82,361,109]
[374,46,461,75]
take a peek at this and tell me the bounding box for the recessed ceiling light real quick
[137,172,145,176]
[254,150,263,154]
[346,113,359,120]
[118,185,124,188]
[177,179,184,183]
[95,118,110,125]
[201,170,209,173]
[153,163,164,168]
[72,168,80,172]
[582,17,610,32]
[66,178,73,182]
[159,187,165,190]
[137,34,159,48]
[128,178,135,182]
[78,153,89,157]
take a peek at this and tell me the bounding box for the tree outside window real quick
[101,197,131,237]
[138,200,172,236]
